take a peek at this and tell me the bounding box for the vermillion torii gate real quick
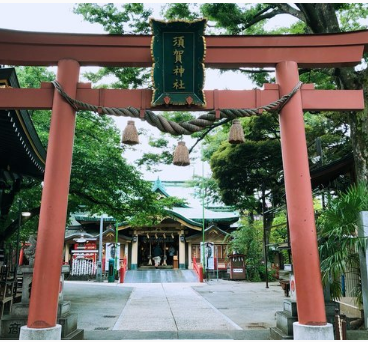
[0,28,367,339]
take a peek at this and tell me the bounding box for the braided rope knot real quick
[51,81,302,136]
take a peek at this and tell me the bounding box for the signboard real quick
[105,243,120,270]
[233,269,244,273]
[201,242,214,270]
[290,273,297,300]
[150,19,207,107]
[72,241,97,262]
[73,241,96,250]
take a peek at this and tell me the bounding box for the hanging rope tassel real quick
[173,141,190,166]
[228,119,245,144]
[122,120,139,145]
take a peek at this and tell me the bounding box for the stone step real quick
[275,311,298,336]
[270,326,293,340]
[59,313,78,338]
[62,328,84,340]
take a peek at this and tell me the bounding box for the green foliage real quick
[268,213,288,246]
[201,3,265,35]
[226,220,275,282]
[2,66,169,242]
[210,124,284,212]
[317,182,368,304]
[126,195,186,227]
[163,3,200,21]
[136,152,173,172]
[68,111,163,222]
[74,4,152,93]
[148,137,169,149]
[74,3,152,34]
[135,111,201,170]
[305,112,352,168]
[185,175,223,206]
[336,3,368,31]
[15,66,54,88]
[83,67,151,90]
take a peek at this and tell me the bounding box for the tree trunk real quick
[297,3,368,183]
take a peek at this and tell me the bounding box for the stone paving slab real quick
[64,277,286,339]
[112,283,241,332]
[193,280,284,330]
[63,281,133,332]
[83,329,271,340]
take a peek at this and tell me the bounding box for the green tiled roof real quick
[74,215,116,223]
[151,178,170,197]
[168,206,238,227]
[73,179,239,229]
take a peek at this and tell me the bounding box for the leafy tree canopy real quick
[2,66,172,246]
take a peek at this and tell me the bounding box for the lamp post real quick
[115,221,118,280]
[261,186,269,289]
[16,200,22,269]
[201,145,206,280]
[96,216,103,282]
[16,200,31,271]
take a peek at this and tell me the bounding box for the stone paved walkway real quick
[63,276,285,339]
[112,283,242,332]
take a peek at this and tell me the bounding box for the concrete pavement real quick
[63,270,285,340]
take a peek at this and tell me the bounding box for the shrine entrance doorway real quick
[137,234,179,269]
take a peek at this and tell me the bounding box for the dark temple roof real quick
[310,153,355,189]
[0,68,46,180]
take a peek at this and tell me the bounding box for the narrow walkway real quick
[124,269,198,283]
[112,283,242,332]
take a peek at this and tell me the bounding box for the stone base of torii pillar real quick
[0,265,83,340]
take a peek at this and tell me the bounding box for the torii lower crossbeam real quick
[0,84,363,112]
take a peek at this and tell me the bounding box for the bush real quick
[246,264,277,282]
[317,182,368,306]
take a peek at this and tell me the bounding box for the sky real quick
[0,3,266,181]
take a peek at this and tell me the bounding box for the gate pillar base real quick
[293,322,333,340]
[19,324,62,340]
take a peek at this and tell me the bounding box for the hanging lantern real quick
[122,120,139,145]
[228,119,245,144]
[173,141,190,166]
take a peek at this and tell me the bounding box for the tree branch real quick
[274,3,306,22]
[71,190,114,208]
[238,68,274,74]
[188,118,231,153]
[242,9,285,30]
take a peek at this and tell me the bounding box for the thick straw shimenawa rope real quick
[52,81,302,136]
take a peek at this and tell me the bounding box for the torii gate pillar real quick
[276,61,333,339]
[19,59,80,340]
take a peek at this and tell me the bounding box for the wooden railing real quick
[192,257,203,282]
[0,265,22,318]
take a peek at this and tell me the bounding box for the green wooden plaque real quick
[150,19,207,107]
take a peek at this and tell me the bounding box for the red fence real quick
[192,257,203,283]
